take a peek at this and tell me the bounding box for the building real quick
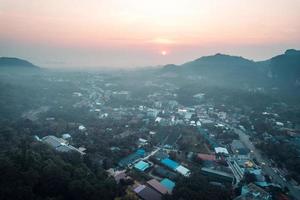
[201,167,234,183]
[234,183,271,200]
[147,179,169,194]
[138,138,148,146]
[175,165,191,177]
[153,166,177,180]
[160,158,190,177]
[134,185,162,200]
[160,178,175,193]
[134,161,150,172]
[41,135,85,155]
[161,158,180,170]
[118,149,145,168]
[214,147,229,155]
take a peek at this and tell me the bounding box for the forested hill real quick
[269,49,300,86]
[0,57,39,69]
[161,49,300,90]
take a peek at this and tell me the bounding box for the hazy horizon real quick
[1,0,300,68]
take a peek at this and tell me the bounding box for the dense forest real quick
[0,121,121,200]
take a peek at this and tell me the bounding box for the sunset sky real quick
[0,0,300,68]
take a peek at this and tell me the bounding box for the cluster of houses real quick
[36,75,298,200]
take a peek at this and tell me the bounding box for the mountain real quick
[162,53,268,87]
[269,49,300,87]
[0,57,39,69]
[161,50,300,89]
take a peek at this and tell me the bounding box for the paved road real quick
[233,127,300,200]
[143,147,160,160]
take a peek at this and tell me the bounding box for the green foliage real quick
[165,172,231,200]
[0,126,120,200]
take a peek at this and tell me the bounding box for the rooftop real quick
[175,165,191,177]
[118,149,145,167]
[214,147,229,154]
[198,153,216,161]
[134,185,162,200]
[134,160,150,171]
[147,179,169,194]
[161,158,180,170]
[160,178,175,192]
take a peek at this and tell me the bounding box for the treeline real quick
[0,124,122,200]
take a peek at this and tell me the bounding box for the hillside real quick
[269,49,300,87]
[0,57,39,68]
[161,50,300,89]
[161,53,268,88]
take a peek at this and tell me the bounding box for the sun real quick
[161,50,167,56]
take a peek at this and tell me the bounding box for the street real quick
[233,127,300,200]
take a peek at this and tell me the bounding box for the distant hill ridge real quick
[161,49,300,88]
[189,53,254,64]
[163,49,299,70]
[0,57,38,68]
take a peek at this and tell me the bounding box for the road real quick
[142,147,160,160]
[233,127,300,200]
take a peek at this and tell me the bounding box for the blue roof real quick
[136,149,145,156]
[161,158,180,170]
[160,178,175,191]
[134,161,150,171]
[118,149,145,167]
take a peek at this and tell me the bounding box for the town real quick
[6,69,297,200]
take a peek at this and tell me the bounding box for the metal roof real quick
[161,158,180,170]
[135,185,162,200]
[147,179,168,194]
[160,178,175,192]
[134,161,150,171]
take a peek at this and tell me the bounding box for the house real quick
[147,179,169,194]
[160,178,175,193]
[134,161,150,172]
[118,149,145,168]
[78,125,86,131]
[175,165,191,177]
[134,185,162,200]
[138,138,148,146]
[214,147,229,155]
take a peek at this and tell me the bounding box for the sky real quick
[0,0,300,68]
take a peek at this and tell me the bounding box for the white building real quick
[214,147,229,155]
[78,125,87,131]
[175,165,191,177]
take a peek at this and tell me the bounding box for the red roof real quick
[197,153,216,161]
